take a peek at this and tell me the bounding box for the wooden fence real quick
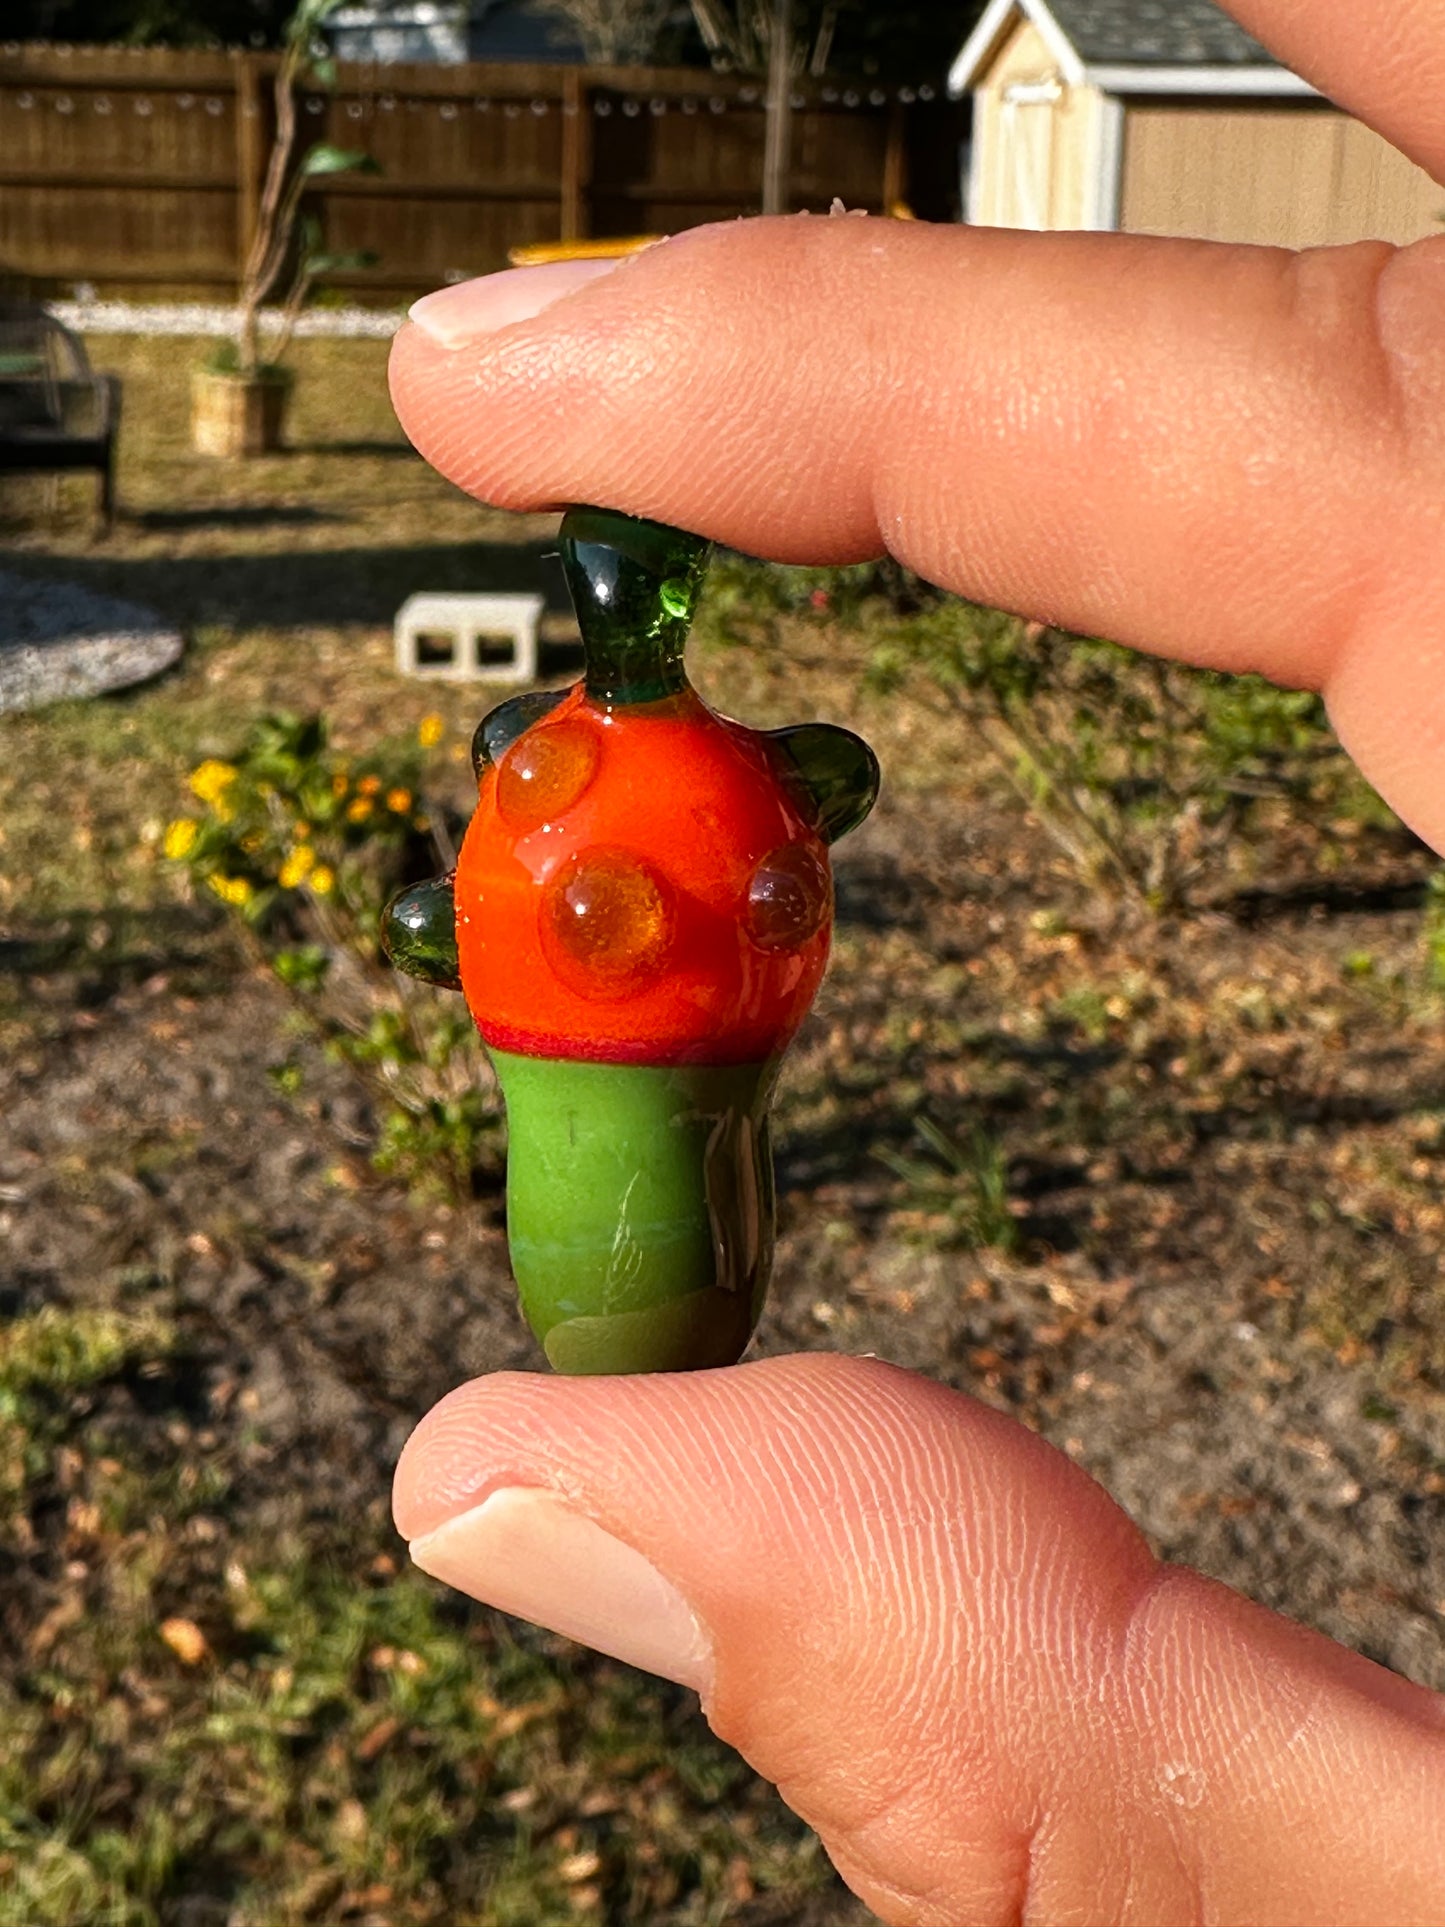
[0,43,961,300]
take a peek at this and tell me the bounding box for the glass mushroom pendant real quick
[383,508,878,1373]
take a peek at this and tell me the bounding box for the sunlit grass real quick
[0,1307,836,1924]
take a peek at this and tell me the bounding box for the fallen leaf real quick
[29,1593,84,1658]
[559,1851,602,1884]
[333,1797,368,1843]
[159,1616,209,1665]
[356,1716,401,1763]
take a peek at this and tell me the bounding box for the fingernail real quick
[408,258,627,349]
[408,1487,714,1693]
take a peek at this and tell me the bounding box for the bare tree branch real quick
[536,0,675,64]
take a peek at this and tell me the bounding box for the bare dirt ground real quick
[7,746,1443,1692]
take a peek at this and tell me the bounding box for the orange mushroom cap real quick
[456,683,832,1066]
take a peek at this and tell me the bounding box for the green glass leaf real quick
[471,688,569,778]
[767,723,880,844]
[381,873,461,990]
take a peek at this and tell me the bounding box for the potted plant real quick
[192,0,380,457]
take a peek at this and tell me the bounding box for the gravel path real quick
[0,570,184,711]
[47,299,408,340]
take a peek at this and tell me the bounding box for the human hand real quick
[388,2,1445,1918]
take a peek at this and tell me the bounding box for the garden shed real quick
[949,0,1444,245]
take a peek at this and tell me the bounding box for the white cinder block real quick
[394,592,544,684]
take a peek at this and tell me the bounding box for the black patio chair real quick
[0,303,121,524]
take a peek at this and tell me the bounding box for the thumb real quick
[393,1354,1445,1927]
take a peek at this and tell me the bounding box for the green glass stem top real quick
[560,506,711,707]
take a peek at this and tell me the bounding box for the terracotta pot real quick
[190,368,291,457]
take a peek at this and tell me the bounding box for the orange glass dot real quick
[542,847,675,998]
[745,843,830,950]
[496,720,600,833]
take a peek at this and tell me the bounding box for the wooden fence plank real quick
[0,44,958,300]
[559,67,588,241]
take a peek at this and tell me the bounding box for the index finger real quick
[1224,0,1445,180]
[390,218,1445,854]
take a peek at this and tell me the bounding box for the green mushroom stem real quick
[492,1049,776,1374]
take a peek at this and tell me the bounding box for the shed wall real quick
[989,17,1056,87]
[970,16,1107,229]
[1120,102,1444,246]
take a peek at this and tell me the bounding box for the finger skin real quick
[1224,0,1445,182]
[394,1355,1445,1927]
[389,217,1445,857]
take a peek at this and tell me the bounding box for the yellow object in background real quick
[506,235,665,267]
[509,211,910,270]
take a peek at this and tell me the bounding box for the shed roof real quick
[1039,0,1275,67]
[949,0,1312,97]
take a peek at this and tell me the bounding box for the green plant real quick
[702,558,1387,914]
[1425,871,1445,988]
[0,1305,175,1398]
[0,1306,177,1521]
[876,1115,1020,1254]
[869,604,1364,912]
[162,710,502,1199]
[233,0,381,379]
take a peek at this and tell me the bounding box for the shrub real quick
[867,603,1362,912]
[162,711,501,1200]
[701,558,1390,915]
[1425,871,1445,989]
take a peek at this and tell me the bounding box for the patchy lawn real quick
[1,333,1442,1925]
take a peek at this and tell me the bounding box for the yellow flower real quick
[292,821,311,840]
[163,818,198,860]
[357,774,382,797]
[412,814,430,834]
[309,865,335,896]
[188,760,238,806]
[418,713,444,748]
[331,773,349,798]
[386,788,412,814]
[278,845,315,889]
[206,874,253,907]
[346,796,374,823]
